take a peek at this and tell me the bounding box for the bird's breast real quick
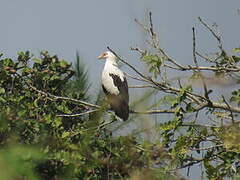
[101,70,120,95]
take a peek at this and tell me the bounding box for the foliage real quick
[126,14,240,179]
[0,51,176,179]
[65,52,90,100]
[141,54,164,78]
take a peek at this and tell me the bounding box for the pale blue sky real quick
[1,1,239,93]
[1,1,240,179]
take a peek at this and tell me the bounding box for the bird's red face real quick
[98,51,116,60]
[98,52,108,60]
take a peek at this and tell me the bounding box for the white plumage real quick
[101,59,124,95]
[98,51,129,121]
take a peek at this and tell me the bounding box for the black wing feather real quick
[101,74,129,121]
[109,74,129,103]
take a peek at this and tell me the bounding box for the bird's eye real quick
[103,53,107,57]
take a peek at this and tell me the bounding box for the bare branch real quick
[182,123,221,128]
[186,66,240,72]
[163,64,182,70]
[196,51,215,63]
[107,46,151,81]
[57,109,100,117]
[158,47,187,70]
[192,27,210,100]
[192,27,198,67]
[222,95,234,123]
[164,63,240,72]
[198,17,225,54]
[212,101,240,113]
[190,144,223,151]
[198,17,221,44]
[130,47,146,56]
[131,109,175,114]
[134,18,150,33]
[125,72,149,83]
[29,84,101,109]
[129,85,154,88]
[149,12,155,37]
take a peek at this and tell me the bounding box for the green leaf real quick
[0,97,7,103]
[33,58,42,64]
[141,54,163,78]
[54,117,62,127]
[232,55,240,63]
[60,60,69,68]
[232,48,240,53]
[50,74,60,81]
[0,88,5,94]
[62,131,70,138]
[186,103,195,112]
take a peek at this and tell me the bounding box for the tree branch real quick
[28,84,101,109]
[192,27,210,100]
[57,109,100,117]
[107,46,151,81]
[198,17,225,54]
[222,95,234,123]
[130,109,175,114]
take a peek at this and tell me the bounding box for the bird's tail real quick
[111,101,129,121]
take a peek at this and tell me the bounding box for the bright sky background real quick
[1,0,239,92]
[1,0,240,179]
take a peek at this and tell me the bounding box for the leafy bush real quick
[0,51,175,179]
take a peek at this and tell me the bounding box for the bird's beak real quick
[97,53,105,60]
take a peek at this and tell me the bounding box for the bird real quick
[98,50,129,121]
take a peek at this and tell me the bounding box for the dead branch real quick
[198,17,226,54]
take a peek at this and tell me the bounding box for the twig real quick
[131,101,210,115]
[163,64,182,70]
[187,155,192,176]
[107,46,151,81]
[177,78,183,89]
[125,72,149,83]
[162,84,206,103]
[129,85,154,88]
[164,64,240,72]
[158,47,187,70]
[98,120,115,129]
[170,158,205,171]
[135,13,186,70]
[198,17,225,54]
[192,27,210,100]
[187,66,240,72]
[134,18,150,33]
[196,51,215,63]
[130,109,175,114]
[181,123,220,128]
[29,84,101,109]
[149,12,155,37]
[192,27,198,67]
[130,47,146,56]
[190,144,223,151]
[57,109,100,117]
[222,95,234,123]
[212,101,240,113]
[198,17,221,45]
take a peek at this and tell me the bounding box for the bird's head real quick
[98,51,117,61]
